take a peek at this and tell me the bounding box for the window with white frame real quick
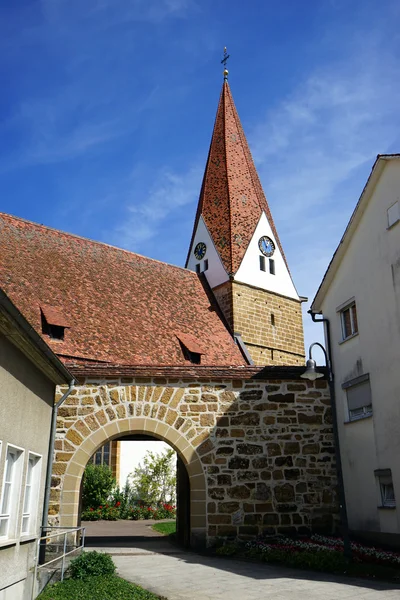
[375,469,396,508]
[343,374,372,421]
[0,445,24,539]
[21,453,42,536]
[340,301,358,340]
[387,201,399,228]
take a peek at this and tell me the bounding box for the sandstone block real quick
[266,443,281,456]
[263,513,279,525]
[298,413,322,425]
[254,483,271,501]
[237,443,263,455]
[209,488,225,500]
[218,502,240,513]
[228,457,249,470]
[65,429,83,446]
[268,393,295,403]
[209,515,231,525]
[217,474,232,486]
[228,485,250,500]
[95,410,107,426]
[274,483,295,503]
[231,413,260,426]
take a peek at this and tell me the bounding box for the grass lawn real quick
[152,521,176,536]
[37,575,161,599]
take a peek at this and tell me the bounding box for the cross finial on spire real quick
[221,46,230,80]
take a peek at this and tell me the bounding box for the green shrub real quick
[216,542,239,556]
[69,551,116,580]
[82,464,116,510]
[37,575,162,599]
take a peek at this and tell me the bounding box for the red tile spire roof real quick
[0,213,246,368]
[186,80,287,275]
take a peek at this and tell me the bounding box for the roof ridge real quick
[0,211,197,277]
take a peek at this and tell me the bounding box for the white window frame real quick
[375,469,396,508]
[339,301,358,341]
[342,374,372,422]
[387,201,399,229]
[0,444,25,540]
[21,452,42,537]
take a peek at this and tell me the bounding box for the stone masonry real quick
[52,373,337,547]
[212,281,305,367]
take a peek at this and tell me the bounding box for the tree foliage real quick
[129,448,176,505]
[82,464,116,510]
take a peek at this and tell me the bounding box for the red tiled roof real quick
[41,304,71,328]
[0,213,246,368]
[62,363,315,382]
[175,332,205,354]
[186,81,288,275]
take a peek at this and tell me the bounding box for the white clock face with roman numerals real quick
[258,236,275,257]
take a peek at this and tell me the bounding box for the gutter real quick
[39,378,75,564]
[308,310,351,559]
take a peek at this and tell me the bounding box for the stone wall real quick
[212,281,305,366]
[52,376,337,546]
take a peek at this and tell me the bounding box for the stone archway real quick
[59,417,206,548]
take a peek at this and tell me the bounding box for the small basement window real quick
[40,305,70,341]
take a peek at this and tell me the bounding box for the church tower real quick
[186,65,305,366]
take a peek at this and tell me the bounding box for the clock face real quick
[194,242,207,260]
[258,236,275,257]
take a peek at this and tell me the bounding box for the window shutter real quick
[346,380,372,411]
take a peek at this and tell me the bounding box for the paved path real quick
[85,522,400,599]
[104,548,400,600]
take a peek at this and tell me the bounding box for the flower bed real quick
[81,502,176,521]
[245,534,400,567]
[215,534,400,580]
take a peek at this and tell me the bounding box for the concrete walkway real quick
[107,549,400,599]
[84,522,400,599]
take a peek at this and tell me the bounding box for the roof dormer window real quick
[40,305,70,341]
[176,332,205,365]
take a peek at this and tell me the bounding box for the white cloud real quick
[113,165,202,249]
[247,38,400,352]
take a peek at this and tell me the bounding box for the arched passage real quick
[60,417,206,548]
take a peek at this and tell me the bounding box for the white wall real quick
[319,159,400,536]
[119,440,172,488]
[186,216,228,288]
[235,212,299,299]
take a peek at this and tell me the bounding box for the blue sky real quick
[1,0,400,361]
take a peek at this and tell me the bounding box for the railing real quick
[31,526,86,600]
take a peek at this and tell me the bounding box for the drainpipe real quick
[39,378,76,564]
[308,310,351,559]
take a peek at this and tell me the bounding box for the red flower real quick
[99,506,102,509]
[89,508,93,512]
[116,501,121,507]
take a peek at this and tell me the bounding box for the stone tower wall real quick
[212,281,305,366]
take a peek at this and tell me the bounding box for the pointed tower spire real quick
[186,78,288,277]
[186,73,304,367]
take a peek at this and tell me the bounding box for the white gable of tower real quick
[235,212,299,300]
